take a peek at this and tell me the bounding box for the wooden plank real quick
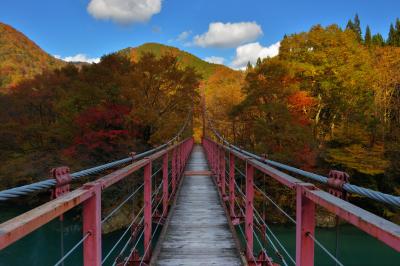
[154,145,242,265]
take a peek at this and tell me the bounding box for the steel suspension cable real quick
[232,190,276,266]
[102,206,145,264]
[53,232,91,266]
[139,177,180,265]
[253,184,296,224]
[306,232,344,266]
[125,180,168,266]
[102,165,163,224]
[230,166,342,266]
[225,165,297,224]
[251,203,295,265]
[102,183,144,224]
[230,176,290,266]
[111,180,164,266]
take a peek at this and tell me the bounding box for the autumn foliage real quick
[0,52,200,189]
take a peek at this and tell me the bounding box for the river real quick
[0,207,399,266]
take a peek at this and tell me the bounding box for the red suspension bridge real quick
[0,112,399,266]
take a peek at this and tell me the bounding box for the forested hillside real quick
[1,16,399,222]
[0,23,65,91]
[118,43,245,139]
[214,17,400,222]
[0,53,199,193]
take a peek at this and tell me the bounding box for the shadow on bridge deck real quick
[151,144,243,265]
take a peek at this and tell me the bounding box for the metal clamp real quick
[51,166,72,199]
[130,152,137,161]
[327,170,349,200]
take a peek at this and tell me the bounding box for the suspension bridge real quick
[0,112,399,266]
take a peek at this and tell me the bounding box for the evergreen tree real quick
[346,19,354,31]
[353,14,363,42]
[346,15,362,42]
[387,24,396,46]
[246,61,253,71]
[372,33,385,46]
[395,18,400,46]
[364,26,372,46]
[256,57,262,67]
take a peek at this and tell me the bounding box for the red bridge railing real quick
[0,138,194,265]
[202,137,400,266]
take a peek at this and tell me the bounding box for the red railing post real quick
[211,144,215,173]
[180,143,184,174]
[162,153,169,216]
[229,152,236,217]
[172,148,176,193]
[220,147,226,196]
[177,145,181,179]
[82,183,102,266]
[245,161,254,261]
[296,183,315,266]
[143,161,152,262]
[216,146,221,185]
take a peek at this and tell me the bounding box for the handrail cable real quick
[111,180,164,266]
[230,176,290,266]
[124,178,170,266]
[225,166,296,224]
[232,170,342,266]
[102,206,144,264]
[53,232,91,266]
[231,182,278,266]
[139,177,176,265]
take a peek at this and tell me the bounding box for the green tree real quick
[387,24,396,46]
[395,18,400,46]
[346,14,362,42]
[364,26,372,46]
[354,14,363,42]
[372,33,385,46]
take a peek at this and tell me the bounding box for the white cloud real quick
[193,22,262,48]
[55,54,101,64]
[177,31,192,42]
[231,42,280,69]
[87,0,161,24]
[204,56,225,64]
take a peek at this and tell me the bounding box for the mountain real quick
[117,43,245,137]
[118,42,225,79]
[117,43,245,139]
[0,22,66,91]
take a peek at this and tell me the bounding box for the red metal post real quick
[220,147,226,196]
[245,162,254,260]
[172,148,176,193]
[216,146,220,185]
[162,153,169,216]
[229,153,236,217]
[180,144,184,174]
[143,161,152,262]
[177,146,181,180]
[296,183,315,266]
[82,183,102,266]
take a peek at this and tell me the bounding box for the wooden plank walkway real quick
[154,145,243,265]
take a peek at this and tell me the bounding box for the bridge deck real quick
[154,145,242,265]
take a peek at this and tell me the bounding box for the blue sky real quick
[1,0,399,68]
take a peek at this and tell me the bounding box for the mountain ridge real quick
[0,22,243,97]
[0,22,66,91]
